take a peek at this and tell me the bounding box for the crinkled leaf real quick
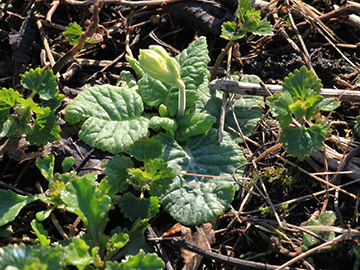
[318,98,340,111]
[0,190,38,227]
[65,84,149,154]
[149,116,177,132]
[65,238,94,269]
[117,249,165,270]
[221,21,245,40]
[117,70,138,91]
[155,129,246,225]
[21,67,58,100]
[119,193,160,221]
[280,125,326,160]
[282,66,323,101]
[102,155,134,194]
[138,75,169,108]
[60,174,112,246]
[0,244,65,269]
[63,22,82,46]
[126,55,145,78]
[129,138,163,162]
[36,155,55,182]
[30,219,50,246]
[26,108,61,145]
[252,19,274,36]
[175,112,216,142]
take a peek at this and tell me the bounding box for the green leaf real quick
[117,249,165,270]
[30,220,51,246]
[60,174,112,246]
[129,138,163,162]
[63,22,82,46]
[252,19,274,36]
[149,116,177,133]
[0,88,20,133]
[282,66,323,101]
[0,190,38,227]
[62,156,75,172]
[126,55,145,78]
[35,209,52,222]
[65,84,149,154]
[26,108,61,145]
[175,112,216,142]
[146,159,176,197]
[280,125,326,160]
[0,225,13,238]
[138,75,170,108]
[102,155,134,194]
[65,238,94,269]
[155,129,246,225]
[21,67,58,100]
[119,193,160,221]
[117,71,138,91]
[318,98,340,111]
[106,233,129,259]
[36,155,55,182]
[268,92,293,128]
[40,92,64,111]
[112,219,153,258]
[0,244,65,269]
[221,21,245,40]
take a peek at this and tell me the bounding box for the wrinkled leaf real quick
[155,129,246,225]
[65,84,149,154]
[129,138,163,162]
[149,116,177,133]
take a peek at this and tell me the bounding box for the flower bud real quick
[139,46,185,89]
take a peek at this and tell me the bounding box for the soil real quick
[1,0,360,269]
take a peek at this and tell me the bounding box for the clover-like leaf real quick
[21,67,58,100]
[60,174,112,246]
[0,189,38,227]
[280,125,326,160]
[155,129,246,225]
[129,138,163,162]
[282,66,323,101]
[119,193,160,221]
[175,112,216,142]
[65,84,149,154]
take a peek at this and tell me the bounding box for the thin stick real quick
[209,81,360,102]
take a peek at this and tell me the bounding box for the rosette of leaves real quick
[0,67,63,145]
[268,66,340,160]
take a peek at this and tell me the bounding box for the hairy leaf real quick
[65,84,149,154]
[155,129,246,225]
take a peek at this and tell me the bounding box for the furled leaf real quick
[60,174,112,246]
[30,220,51,246]
[0,190,38,227]
[0,244,65,269]
[175,112,216,142]
[126,55,145,78]
[149,116,177,133]
[117,249,165,270]
[155,129,246,225]
[280,125,326,161]
[119,193,160,221]
[65,84,149,154]
[65,238,94,269]
[282,66,323,101]
[129,138,163,162]
[21,67,58,100]
[221,21,245,40]
[102,155,134,194]
[63,22,82,46]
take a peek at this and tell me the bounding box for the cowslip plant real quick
[268,66,340,160]
[0,67,63,145]
[65,36,263,225]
